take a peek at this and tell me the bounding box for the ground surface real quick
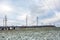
[0,27,60,40]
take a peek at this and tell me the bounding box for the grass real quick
[0,27,60,32]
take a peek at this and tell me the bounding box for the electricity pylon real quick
[36,16,38,26]
[26,15,28,26]
[5,15,7,27]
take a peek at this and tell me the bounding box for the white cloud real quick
[34,0,59,11]
[17,13,27,20]
[16,0,60,26]
[0,19,3,26]
[7,20,15,26]
[29,0,60,26]
[17,10,31,20]
[0,5,12,12]
[44,0,59,9]
[0,0,60,26]
[39,11,60,24]
[16,11,32,26]
[0,3,13,15]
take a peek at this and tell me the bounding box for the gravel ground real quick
[0,28,60,40]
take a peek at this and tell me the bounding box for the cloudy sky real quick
[0,0,60,27]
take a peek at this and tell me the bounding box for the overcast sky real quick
[0,0,60,27]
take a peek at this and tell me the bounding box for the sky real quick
[0,0,60,27]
